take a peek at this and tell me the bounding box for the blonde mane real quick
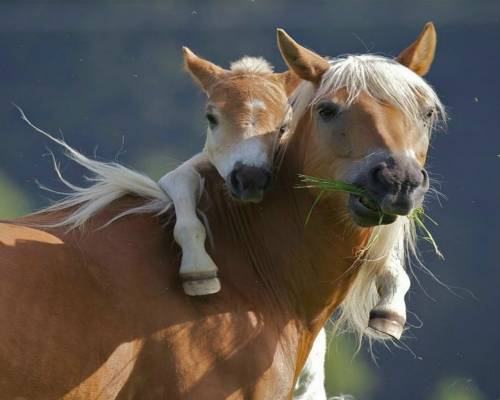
[289,54,446,344]
[291,54,445,131]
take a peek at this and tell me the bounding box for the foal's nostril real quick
[230,170,240,191]
[262,171,272,190]
[231,170,250,193]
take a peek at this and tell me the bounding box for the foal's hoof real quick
[183,277,221,296]
[181,271,220,296]
[368,310,405,340]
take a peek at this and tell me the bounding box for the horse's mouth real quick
[348,194,397,227]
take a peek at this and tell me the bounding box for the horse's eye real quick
[425,108,435,119]
[206,113,218,128]
[317,102,341,121]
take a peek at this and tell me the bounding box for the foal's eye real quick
[206,113,218,128]
[317,101,341,122]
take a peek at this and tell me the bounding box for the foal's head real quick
[278,23,444,227]
[183,48,299,202]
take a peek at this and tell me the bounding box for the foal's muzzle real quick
[229,162,272,203]
[349,154,429,227]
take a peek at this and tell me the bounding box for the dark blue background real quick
[1,2,499,399]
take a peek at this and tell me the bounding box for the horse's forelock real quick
[290,54,446,134]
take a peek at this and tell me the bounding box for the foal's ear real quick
[396,22,437,76]
[182,47,227,92]
[273,71,302,96]
[276,29,330,85]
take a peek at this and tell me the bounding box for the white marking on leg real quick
[370,245,410,338]
[158,153,220,295]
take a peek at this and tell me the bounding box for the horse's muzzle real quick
[349,153,429,227]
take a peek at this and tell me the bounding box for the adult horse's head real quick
[183,48,299,202]
[278,23,444,227]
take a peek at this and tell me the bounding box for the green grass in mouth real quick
[298,174,443,259]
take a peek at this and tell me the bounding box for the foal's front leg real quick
[368,249,410,340]
[158,154,220,296]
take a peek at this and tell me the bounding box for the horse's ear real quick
[183,47,227,92]
[396,22,437,76]
[273,71,302,96]
[276,29,330,85]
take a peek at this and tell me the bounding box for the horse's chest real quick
[126,313,297,399]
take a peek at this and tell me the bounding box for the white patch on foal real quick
[214,135,269,180]
[246,99,267,111]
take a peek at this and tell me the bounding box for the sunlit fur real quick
[289,54,445,345]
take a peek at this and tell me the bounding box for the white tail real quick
[15,105,171,230]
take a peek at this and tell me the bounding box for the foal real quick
[159,48,297,296]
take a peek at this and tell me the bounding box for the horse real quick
[0,23,444,399]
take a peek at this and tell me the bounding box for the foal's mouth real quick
[348,194,397,227]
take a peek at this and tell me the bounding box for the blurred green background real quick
[1,1,499,398]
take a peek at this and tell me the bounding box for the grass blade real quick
[297,174,444,259]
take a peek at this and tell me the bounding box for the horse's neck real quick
[278,114,371,323]
[200,127,370,336]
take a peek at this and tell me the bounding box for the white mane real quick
[291,54,446,131]
[289,54,446,344]
[230,56,274,74]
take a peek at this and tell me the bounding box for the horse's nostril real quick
[421,169,428,185]
[371,166,383,184]
[371,164,393,189]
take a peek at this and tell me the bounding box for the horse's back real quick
[0,209,189,398]
[0,204,295,399]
